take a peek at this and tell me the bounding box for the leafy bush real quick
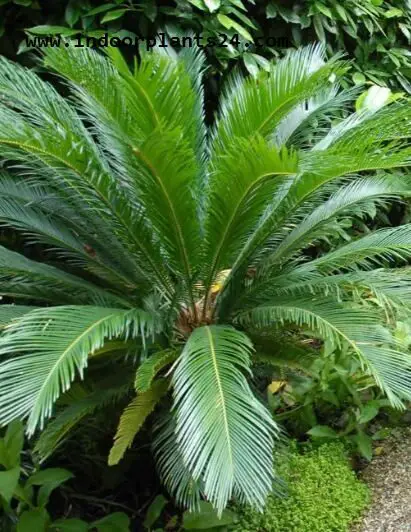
[265,339,392,460]
[3,1,411,92]
[263,0,411,91]
[232,443,369,532]
[0,420,130,531]
[1,43,411,514]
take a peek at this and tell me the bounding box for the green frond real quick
[172,325,278,514]
[315,100,411,151]
[130,129,200,285]
[265,175,411,267]
[0,244,129,306]
[237,298,411,408]
[153,414,202,510]
[202,137,298,305]
[108,380,169,466]
[213,44,345,151]
[243,268,411,314]
[309,224,411,272]
[0,55,171,293]
[135,350,179,393]
[0,305,37,329]
[0,306,158,435]
[279,86,359,148]
[0,173,144,289]
[42,44,204,297]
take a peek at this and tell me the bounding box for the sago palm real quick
[0,42,411,513]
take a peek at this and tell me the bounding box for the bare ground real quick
[353,427,411,532]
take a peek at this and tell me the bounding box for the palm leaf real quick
[0,305,37,329]
[0,306,157,434]
[0,55,171,293]
[264,175,411,267]
[0,244,129,306]
[213,44,345,150]
[135,350,179,393]
[172,325,277,514]
[153,414,202,510]
[310,224,411,272]
[108,380,169,466]
[237,297,411,408]
[202,138,298,310]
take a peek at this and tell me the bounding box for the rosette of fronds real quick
[0,43,411,513]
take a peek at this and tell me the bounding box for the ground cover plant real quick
[0,42,411,520]
[232,442,369,532]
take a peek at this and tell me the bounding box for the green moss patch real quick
[232,443,369,532]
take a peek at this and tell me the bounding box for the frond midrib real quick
[206,326,234,473]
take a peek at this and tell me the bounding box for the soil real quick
[353,427,411,532]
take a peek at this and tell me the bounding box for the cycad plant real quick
[0,42,411,513]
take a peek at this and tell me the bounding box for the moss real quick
[231,443,369,532]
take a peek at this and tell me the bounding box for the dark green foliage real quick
[0,421,130,531]
[262,1,411,92]
[265,340,392,460]
[2,1,411,92]
[232,443,369,532]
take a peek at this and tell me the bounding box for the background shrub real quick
[232,443,369,532]
[2,1,411,92]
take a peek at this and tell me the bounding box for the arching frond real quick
[309,224,411,272]
[0,244,129,306]
[42,44,203,299]
[280,86,359,148]
[153,414,202,511]
[0,306,158,434]
[213,44,345,151]
[265,175,411,267]
[0,305,37,329]
[243,268,411,314]
[172,325,278,514]
[135,350,179,393]
[108,380,169,466]
[202,138,298,310]
[0,173,142,288]
[0,55,171,293]
[237,298,411,408]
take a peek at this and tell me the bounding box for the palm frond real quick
[309,224,411,272]
[0,173,143,288]
[135,350,179,393]
[265,175,411,267]
[0,305,37,329]
[108,380,169,466]
[0,244,129,306]
[0,55,171,293]
[0,306,158,434]
[280,86,359,148]
[237,298,411,408]
[43,45,203,300]
[213,44,345,151]
[172,325,277,513]
[153,414,202,510]
[202,138,298,309]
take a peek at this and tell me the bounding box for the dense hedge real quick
[1,0,411,92]
[232,443,369,532]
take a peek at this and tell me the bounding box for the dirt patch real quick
[353,427,411,532]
